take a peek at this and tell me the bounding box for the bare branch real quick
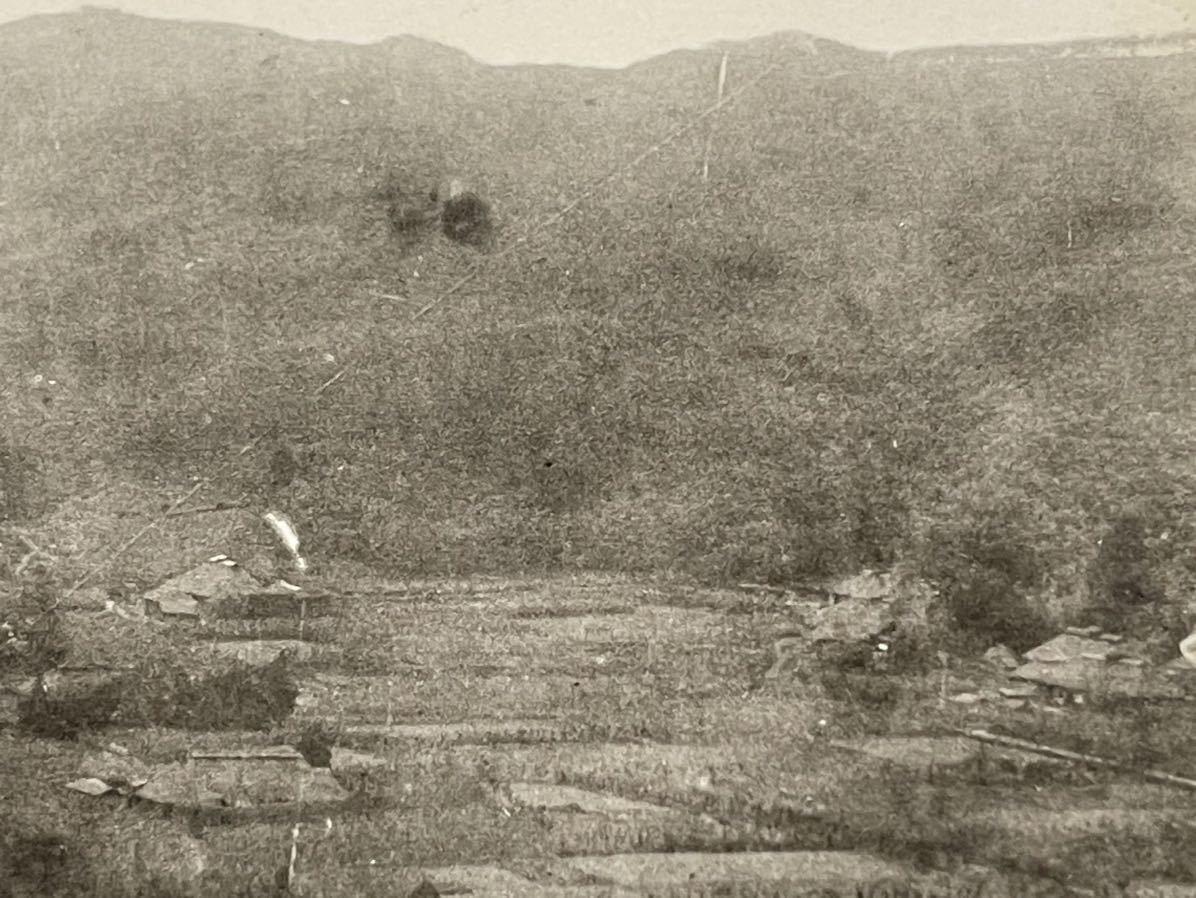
[955,727,1196,792]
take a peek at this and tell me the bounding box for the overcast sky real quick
[2,0,1194,67]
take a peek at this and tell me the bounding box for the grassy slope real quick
[1,9,1195,606]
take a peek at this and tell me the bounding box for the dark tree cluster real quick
[379,175,496,250]
[440,190,495,249]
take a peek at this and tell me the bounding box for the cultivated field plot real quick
[4,575,1195,897]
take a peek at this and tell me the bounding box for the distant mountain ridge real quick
[894,31,1196,66]
[6,7,1195,73]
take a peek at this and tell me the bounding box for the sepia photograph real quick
[1,0,1195,895]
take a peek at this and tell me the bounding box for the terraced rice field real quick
[3,576,1195,897]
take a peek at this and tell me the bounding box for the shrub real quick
[19,653,301,739]
[0,440,42,524]
[268,439,300,489]
[919,511,1054,652]
[0,565,67,674]
[1085,511,1167,633]
[941,571,1052,654]
[19,674,125,740]
[441,190,495,248]
[374,171,439,242]
[387,200,436,238]
[290,719,339,768]
[0,827,80,897]
[124,653,299,731]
